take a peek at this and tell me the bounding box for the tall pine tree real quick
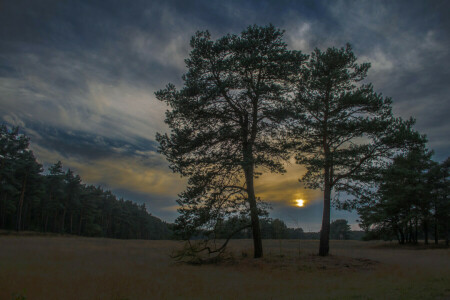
[291,44,422,256]
[156,25,306,258]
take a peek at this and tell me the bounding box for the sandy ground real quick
[0,236,449,299]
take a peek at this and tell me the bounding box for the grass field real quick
[1,236,449,300]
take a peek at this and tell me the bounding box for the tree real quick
[428,157,450,245]
[0,125,30,185]
[14,150,42,231]
[64,169,82,234]
[45,161,65,232]
[0,125,29,228]
[358,147,439,244]
[291,45,422,255]
[156,25,306,258]
[330,219,351,240]
[0,125,42,231]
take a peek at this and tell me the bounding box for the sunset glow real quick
[295,199,305,207]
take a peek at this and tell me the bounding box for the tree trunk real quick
[319,179,331,256]
[399,228,405,244]
[1,193,6,228]
[414,218,418,244]
[61,208,66,233]
[53,211,58,232]
[446,221,449,247]
[423,220,428,245]
[70,213,73,234]
[319,96,331,256]
[16,172,28,232]
[244,165,263,258]
[0,158,5,185]
[41,212,45,231]
[78,211,83,235]
[435,217,439,245]
[408,221,412,243]
[395,228,401,244]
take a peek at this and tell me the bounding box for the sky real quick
[1,0,449,231]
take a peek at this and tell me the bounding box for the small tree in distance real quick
[291,44,423,256]
[156,25,306,259]
[330,219,351,240]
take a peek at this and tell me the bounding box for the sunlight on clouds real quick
[359,48,393,75]
[286,22,313,52]
[75,157,186,197]
[161,205,180,212]
[1,49,170,147]
[84,82,168,141]
[131,30,189,72]
[2,113,25,128]
[127,5,193,73]
[31,143,186,198]
[32,139,321,209]
[255,161,323,206]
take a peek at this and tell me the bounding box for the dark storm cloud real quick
[1,0,449,222]
[22,122,158,161]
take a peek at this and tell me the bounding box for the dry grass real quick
[0,237,449,300]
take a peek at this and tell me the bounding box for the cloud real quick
[72,156,186,197]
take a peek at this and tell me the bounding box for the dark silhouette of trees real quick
[198,217,306,240]
[0,125,171,240]
[291,44,423,255]
[156,25,306,258]
[358,146,449,245]
[330,219,351,240]
[428,158,450,245]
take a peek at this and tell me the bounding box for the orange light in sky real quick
[295,199,305,207]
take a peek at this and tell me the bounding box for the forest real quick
[0,125,171,239]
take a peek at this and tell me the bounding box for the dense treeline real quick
[0,125,171,239]
[214,218,304,240]
[211,217,362,240]
[357,146,449,245]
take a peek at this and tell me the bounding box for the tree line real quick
[156,24,447,260]
[216,218,358,240]
[0,125,171,239]
[356,146,449,245]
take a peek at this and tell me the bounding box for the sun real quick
[295,199,305,207]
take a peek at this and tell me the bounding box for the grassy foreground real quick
[0,236,449,300]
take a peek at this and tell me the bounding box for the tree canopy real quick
[291,44,423,255]
[156,24,306,258]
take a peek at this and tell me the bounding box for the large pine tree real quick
[156,25,306,258]
[291,44,422,256]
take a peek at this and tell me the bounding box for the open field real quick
[1,236,449,300]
